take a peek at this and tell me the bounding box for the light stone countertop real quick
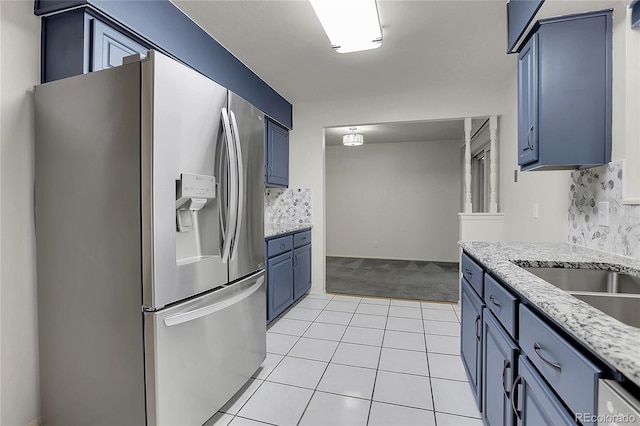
[265,223,312,239]
[459,241,640,388]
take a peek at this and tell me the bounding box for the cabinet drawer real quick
[461,252,484,296]
[484,274,518,339]
[293,230,311,248]
[266,235,293,258]
[519,305,603,418]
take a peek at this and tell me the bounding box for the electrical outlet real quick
[598,201,610,227]
[373,240,378,248]
[532,203,539,219]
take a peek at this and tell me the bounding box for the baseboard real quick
[325,254,459,264]
[25,418,41,426]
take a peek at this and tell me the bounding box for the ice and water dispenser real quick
[175,173,217,265]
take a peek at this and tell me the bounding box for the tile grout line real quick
[295,294,360,425]
[423,301,440,426]
[366,303,389,426]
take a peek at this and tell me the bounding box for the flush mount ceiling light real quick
[343,127,364,146]
[309,0,382,53]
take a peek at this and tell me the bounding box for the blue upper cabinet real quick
[92,19,148,72]
[41,9,150,82]
[35,0,293,130]
[265,118,289,187]
[517,10,612,171]
[507,0,545,53]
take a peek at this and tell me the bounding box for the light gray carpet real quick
[326,256,459,303]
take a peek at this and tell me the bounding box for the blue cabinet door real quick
[516,355,576,426]
[267,251,294,322]
[517,10,612,171]
[517,33,539,166]
[91,18,148,72]
[40,10,150,83]
[265,119,289,187]
[293,244,311,300]
[482,311,519,426]
[461,277,484,409]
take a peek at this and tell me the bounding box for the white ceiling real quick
[171,0,514,141]
[324,120,464,146]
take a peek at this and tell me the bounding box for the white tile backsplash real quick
[568,161,640,258]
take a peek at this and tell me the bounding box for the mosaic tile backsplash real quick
[569,161,640,258]
[264,188,312,225]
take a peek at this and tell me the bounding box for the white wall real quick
[326,140,461,262]
[497,67,571,242]
[0,3,3,422]
[290,67,576,294]
[0,1,41,425]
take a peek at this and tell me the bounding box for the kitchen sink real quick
[523,267,640,294]
[571,293,640,329]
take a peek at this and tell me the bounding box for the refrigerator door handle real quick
[163,276,264,327]
[220,108,238,264]
[228,110,244,261]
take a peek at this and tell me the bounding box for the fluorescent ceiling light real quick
[309,0,382,53]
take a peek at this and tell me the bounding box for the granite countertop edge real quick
[265,223,313,238]
[459,241,640,388]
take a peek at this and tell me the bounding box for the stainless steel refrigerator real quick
[34,51,266,426]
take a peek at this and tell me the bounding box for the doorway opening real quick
[324,119,465,302]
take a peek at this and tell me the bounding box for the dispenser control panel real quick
[177,173,215,201]
[175,173,216,232]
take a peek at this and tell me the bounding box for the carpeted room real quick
[324,120,463,303]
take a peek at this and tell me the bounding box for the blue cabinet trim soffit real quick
[632,0,640,29]
[34,0,293,129]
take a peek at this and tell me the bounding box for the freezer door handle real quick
[163,276,264,327]
[228,110,244,262]
[220,108,238,264]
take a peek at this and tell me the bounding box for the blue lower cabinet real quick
[482,311,519,426]
[460,277,484,409]
[461,250,611,426]
[266,230,312,322]
[266,251,293,322]
[293,244,311,300]
[515,355,576,425]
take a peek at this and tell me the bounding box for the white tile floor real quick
[205,294,482,426]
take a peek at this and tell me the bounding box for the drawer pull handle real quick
[464,268,472,277]
[279,244,286,250]
[533,342,561,371]
[501,360,510,397]
[474,315,481,340]
[489,295,502,307]
[510,375,523,420]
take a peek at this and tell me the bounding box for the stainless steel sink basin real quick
[523,267,640,294]
[571,293,640,328]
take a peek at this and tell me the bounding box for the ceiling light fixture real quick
[343,127,364,146]
[309,0,382,53]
